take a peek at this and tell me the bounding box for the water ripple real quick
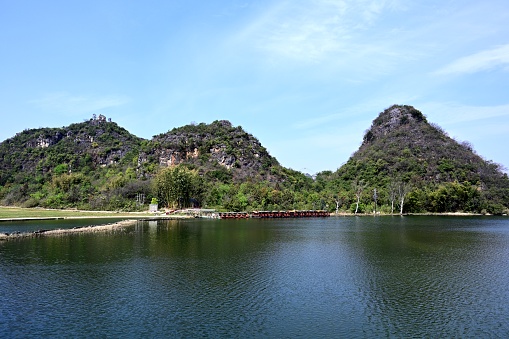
[1,217,509,337]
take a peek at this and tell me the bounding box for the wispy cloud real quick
[418,101,509,125]
[31,92,130,115]
[434,44,509,76]
[236,0,406,64]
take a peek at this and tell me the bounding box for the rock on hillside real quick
[140,120,280,182]
[0,115,143,184]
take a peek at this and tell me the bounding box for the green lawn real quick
[0,206,151,219]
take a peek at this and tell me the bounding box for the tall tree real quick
[352,179,368,214]
[373,188,378,214]
[333,193,345,214]
[388,180,398,214]
[397,181,412,215]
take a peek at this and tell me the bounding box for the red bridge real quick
[218,210,330,219]
[251,210,330,218]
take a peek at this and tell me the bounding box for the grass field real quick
[0,206,152,219]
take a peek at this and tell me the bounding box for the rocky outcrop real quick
[0,116,143,182]
[158,148,200,167]
[144,120,278,181]
[363,105,427,144]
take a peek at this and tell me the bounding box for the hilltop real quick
[0,115,143,183]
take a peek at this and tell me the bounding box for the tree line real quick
[150,165,507,215]
[2,159,508,215]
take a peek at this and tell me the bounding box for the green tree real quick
[53,163,69,175]
[154,165,199,209]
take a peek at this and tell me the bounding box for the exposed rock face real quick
[25,132,64,148]
[363,105,427,144]
[209,146,236,169]
[0,117,143,181]
[158,148,200,167]
[145,120,278,181]
[36,136,52,148]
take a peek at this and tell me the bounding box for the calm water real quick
[1,216,508,338]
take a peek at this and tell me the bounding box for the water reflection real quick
[1,217,508,337]
[344,216,509,337]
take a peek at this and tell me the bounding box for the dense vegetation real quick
[1,107,508,214]
[320,105,509,214]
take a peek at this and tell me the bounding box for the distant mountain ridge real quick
[0,117,282,183]
[0,115,308,210]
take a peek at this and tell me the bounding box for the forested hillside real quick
[317,105,509,214]
[143,120,279,182]
[0,115,315,211]
[1,107,508,214]
[0,115,145,210]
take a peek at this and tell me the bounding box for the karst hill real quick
[0,107,508,213]
[326,105,509,213]
[143,120,282,182]
[0,115,310,210]
[0,115,143,183]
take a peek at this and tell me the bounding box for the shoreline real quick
[0,215,192,222]
[329,211,505,216]
[0,212,500,223]
[2,206,504,221]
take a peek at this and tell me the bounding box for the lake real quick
[1,216,508,338]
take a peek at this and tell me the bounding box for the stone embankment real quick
[0,219,138,241]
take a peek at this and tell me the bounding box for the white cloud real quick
[237,0,406,64]
[418,101,509,126]
[31,92,130,116]
[434,44,509,76]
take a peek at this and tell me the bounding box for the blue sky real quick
[1,0,509,174]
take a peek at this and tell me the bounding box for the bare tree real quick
[388,180,398,214]
[333,196,341,214]
[352,179,368,214]
[373,188,378,214]
[333,192,347,214]
[397,181,412,215]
